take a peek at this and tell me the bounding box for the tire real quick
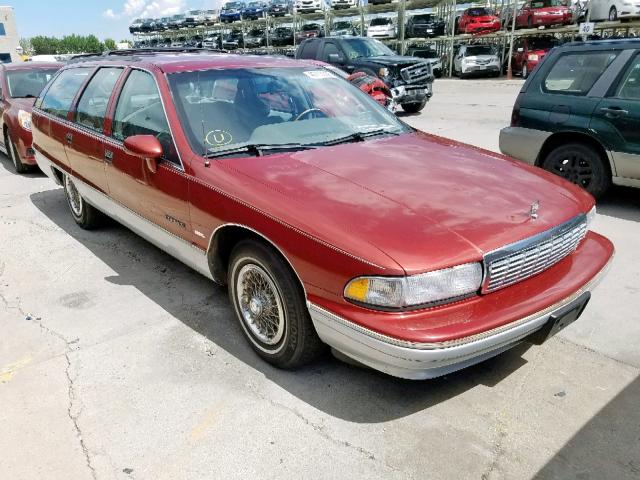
[609,6,617,20]
[401,99,427,114]
[541,142,611,199]
[5,130,30,174]
[522,64,529,79]
[228,240,324,369]
[63,174,102,229]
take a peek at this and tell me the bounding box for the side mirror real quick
[328,53,344,63]
[124,135,163,173]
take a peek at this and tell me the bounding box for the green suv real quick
[500,39,640,198]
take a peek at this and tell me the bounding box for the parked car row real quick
[9,47,613,381]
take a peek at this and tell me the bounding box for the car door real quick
[105,68,192,240]
[513,38,525,73]
[517,2,530,26]
[67,67,123,193]
[592,52,640,180]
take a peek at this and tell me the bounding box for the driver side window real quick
[112,69,178,164]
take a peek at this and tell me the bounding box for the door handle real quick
[104,149,113,163]
[65,132,73,144]
[600,107,629,117]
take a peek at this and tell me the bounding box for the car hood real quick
[10,98,36,110]
[362,55,425,67]
[216,132,592,274]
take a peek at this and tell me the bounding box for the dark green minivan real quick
[500,38,640,198]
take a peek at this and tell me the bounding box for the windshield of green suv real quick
[341,38,395,59]
[7,69,58,98]
[168,67,407,156]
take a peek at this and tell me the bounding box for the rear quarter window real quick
[39,68,91,119]
[543,51,618,95]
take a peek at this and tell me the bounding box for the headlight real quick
[528,53,539,61]
[18,110,32,131]
[586,205,596,229]
[344,263,483,310]
[378,67,389,77]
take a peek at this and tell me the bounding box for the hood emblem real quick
[529,200,540,220]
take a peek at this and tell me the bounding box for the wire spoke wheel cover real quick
[65,175,84,217]
[235,263,286,347]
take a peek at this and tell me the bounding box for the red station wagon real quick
[0,62,61,173]
[32,51,613,379]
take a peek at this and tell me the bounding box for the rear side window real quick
[543,51,618,95]
[39,68,90,119]
[615,54,640,100]
[75,68,122,132]
[298,39,319,59]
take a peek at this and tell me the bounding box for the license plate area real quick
[529,292,591,345]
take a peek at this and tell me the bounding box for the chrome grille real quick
[483,215,588,293]
[400,62,431,84]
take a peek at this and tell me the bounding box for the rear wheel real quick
[5,130,29,174]
[609,6,618,20]
[228,240,324,368]
[401,99,427,114]
[541,142,611,199]
[63,174,102,229]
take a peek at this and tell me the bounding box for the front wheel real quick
[541,142,611,199]
[401,99,427,114]
[522,63,529,79]
[5,130,30,174]
[63,174,102,229]
[228,240,324,368]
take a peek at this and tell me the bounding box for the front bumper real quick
[390,83,432,103]
[462,64,500,75]
[309,251,612,380]
[499,126,551,165]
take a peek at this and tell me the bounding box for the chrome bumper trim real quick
[308,256,611,379]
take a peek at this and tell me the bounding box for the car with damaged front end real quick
[31,51,613,379]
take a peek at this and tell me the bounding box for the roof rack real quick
[68,47,228,63]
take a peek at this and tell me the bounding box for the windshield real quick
[224,2,243,9]
[467,8,492,16]
[466,46,495,56]
[413,14,434,22]
[370,18,392,26]
[249,28,263,35]
[7,69,58,98]
[333,22,351,29]
[302,24,319,30]
[341,38,394,59]
[529,37,561,49]
[167,67,407,156]
[531,0,566,6]
[412,50,438,59]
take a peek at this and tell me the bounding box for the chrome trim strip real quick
[35,151,212,280]
[481,214,587,293]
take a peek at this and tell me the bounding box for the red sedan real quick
[0,62,61,173]
[516,0,573,28]
[511,35,561,78]
[458,8,502,34]
[31,52,613,379]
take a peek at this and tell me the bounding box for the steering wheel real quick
[294,108,328,121]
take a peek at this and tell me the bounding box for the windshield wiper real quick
[321,128,401,146]
[205,143,317,158]
[14,94,37,99]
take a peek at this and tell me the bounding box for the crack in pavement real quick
[244,381,408,477]
[33,317,98,480]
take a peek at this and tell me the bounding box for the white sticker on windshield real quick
[303,70,334,79]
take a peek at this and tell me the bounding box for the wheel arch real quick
[536,130,615,177]
[207,224,307,298]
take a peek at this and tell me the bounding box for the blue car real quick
[242,1,268,19]
[220,1,244,22]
